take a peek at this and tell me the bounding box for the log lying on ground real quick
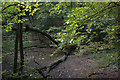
[46,54,68,73]
[24,27,77,78]
[35,54,68,78]
[34,48,75,78]
[33,45,77,78]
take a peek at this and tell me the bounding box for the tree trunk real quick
[13,24,19,73]
[18,6,24,74]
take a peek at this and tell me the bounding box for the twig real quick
[34,59,40,65]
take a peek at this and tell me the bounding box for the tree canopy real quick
[1,2,120,79]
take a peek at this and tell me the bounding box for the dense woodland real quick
[1,2,120,79]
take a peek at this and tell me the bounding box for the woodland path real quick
[3,47,118,78]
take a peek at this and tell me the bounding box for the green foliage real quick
[104,26,120,50]
[49,2,120,51]
[75,41,116,57]
[2,40,14,52]
[2,2,119,54]
[23,40,33,48]
[47,26,64,34]
[2,2,120,79]
[89,52,118,68]
[50,47,62,56]
[2,2,41,32]
[2,64,42,79]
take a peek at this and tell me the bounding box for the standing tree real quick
[18,5,24,74]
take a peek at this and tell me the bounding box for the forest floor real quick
[2,47,119,78]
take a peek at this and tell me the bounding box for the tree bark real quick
[13,24,19,73]
[18,6,24,74]
[35,45,76,78]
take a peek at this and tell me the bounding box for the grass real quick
[88,51,118,69]
[75,42,119,69]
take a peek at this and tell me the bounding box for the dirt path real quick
[49,55,118,78]
[49,56,98,78]
[2,47,118,78]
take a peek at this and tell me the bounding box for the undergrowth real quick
[88,51,118,69]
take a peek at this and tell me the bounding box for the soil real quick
[2,47,119,78]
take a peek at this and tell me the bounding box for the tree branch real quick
[2,3,25,11]
[79,3,117,27]
[25,25,59,46]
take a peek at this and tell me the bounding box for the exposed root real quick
[35,68,47,78]
[88,72,107,77]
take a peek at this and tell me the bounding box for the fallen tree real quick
[25,25,59,46]
[33,44,77,78]
[13,24,77,78]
